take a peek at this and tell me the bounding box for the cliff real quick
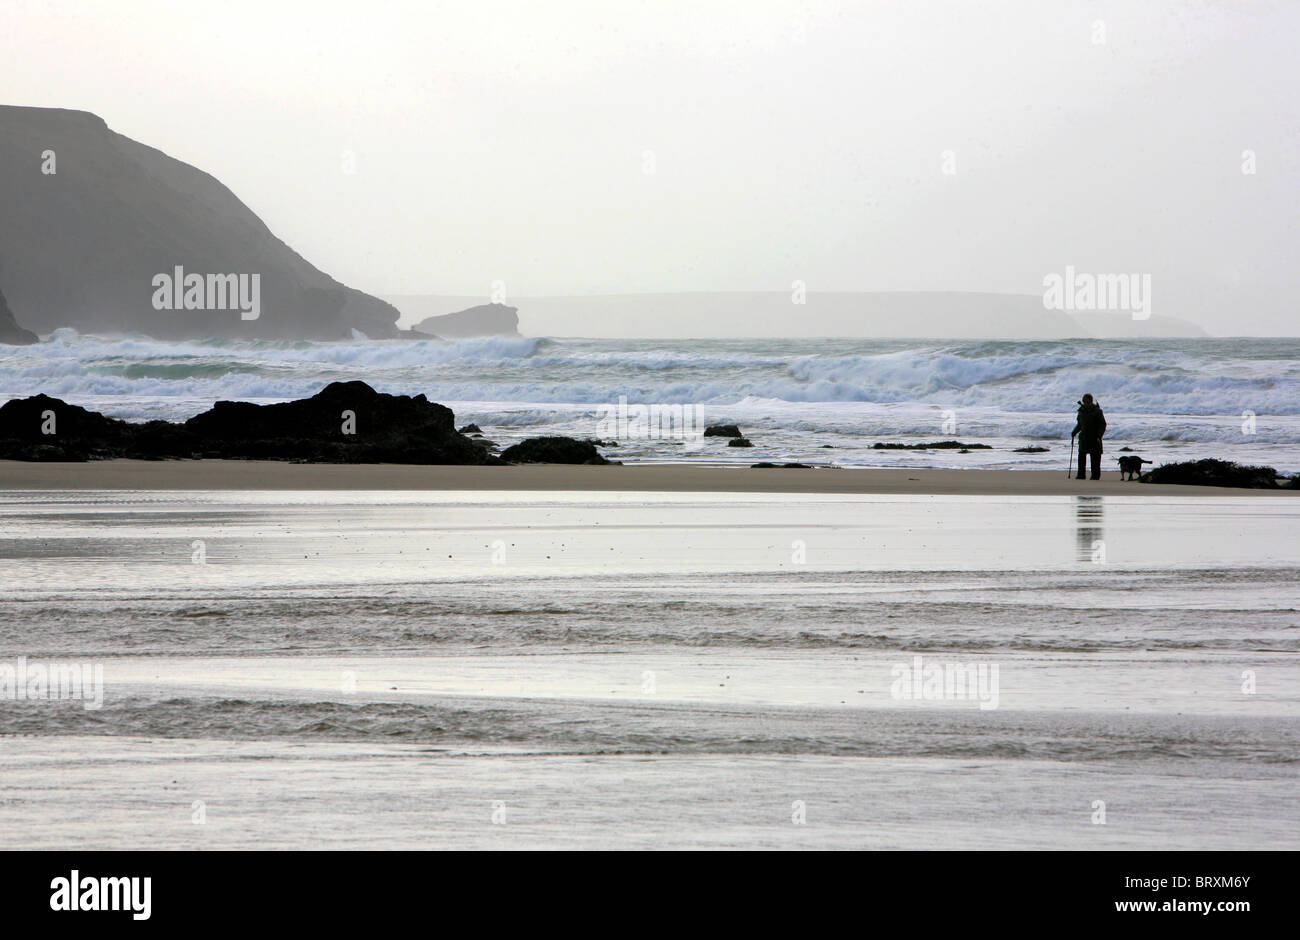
[0,286,39,345]
[388,292,1209,338]
[410,303,520,338]
[0,106,401,340]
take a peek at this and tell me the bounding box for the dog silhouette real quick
[1116,455,1152,480]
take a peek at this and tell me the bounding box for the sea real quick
[1,332,1297,471]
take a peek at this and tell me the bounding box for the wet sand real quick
[3,487,1297,849]
[1,459,1294,495]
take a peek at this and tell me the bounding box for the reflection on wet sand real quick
[1075,495,1104,562]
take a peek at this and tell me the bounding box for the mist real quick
[5,0,1297,335]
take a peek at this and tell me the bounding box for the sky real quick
[4,0,1299,334]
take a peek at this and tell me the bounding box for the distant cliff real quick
[0,287,39,345]
[1066,313,1208,338]
[0,106,401,340]
[411,303,520,338]
[386,292,1209,338]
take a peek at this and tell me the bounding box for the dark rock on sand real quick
[752,462,811,469]
[0,382,492,464]
[183,381,486,463]
[1140,458,1287,489]
[1013,446,1050,453]
[0,393,130,459]
[458,424,483,434]
[872,441,992,450]
[499,437,611,465]
[704,425,743,438]
[727,438,753,448]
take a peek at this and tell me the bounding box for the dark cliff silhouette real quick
[412,303,520,338]
[0,286,39,344]
[0,106,401,340]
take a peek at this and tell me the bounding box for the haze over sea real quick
[2,333,1297,471]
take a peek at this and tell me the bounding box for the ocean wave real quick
[3,336,1299,449]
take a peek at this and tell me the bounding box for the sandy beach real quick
[2,458,1295,495]
[3,479,1297,850]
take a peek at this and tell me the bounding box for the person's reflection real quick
[1075,496,1105,563]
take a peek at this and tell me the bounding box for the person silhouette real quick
[1071,393,1107,480]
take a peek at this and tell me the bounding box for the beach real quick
[1,482,1296,849]
[2,459,1296,495]
[5,0,1299,890]
[2,336,1297,851]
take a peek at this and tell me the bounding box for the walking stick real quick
[1068,435,1074,478]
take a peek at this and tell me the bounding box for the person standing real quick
[1071,394,1107,480]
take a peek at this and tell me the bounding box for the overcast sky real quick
[5,0,1298,334]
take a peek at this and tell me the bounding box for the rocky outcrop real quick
[704,425,742,438]
[499,437,610,464]
[0,382,492,463]
[412,303,519,338]
[0,287,39,345]
[0,106,400,340]
[1140,459,1289,489]
[0,393,130,459]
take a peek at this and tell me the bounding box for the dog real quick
[1116,455,1152,480]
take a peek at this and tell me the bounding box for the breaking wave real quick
[2,333,1298,449]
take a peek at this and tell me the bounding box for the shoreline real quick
[1,459,1295,495]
